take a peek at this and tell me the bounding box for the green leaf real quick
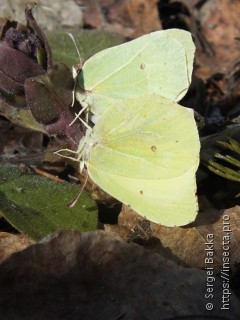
[0,165,97,241]
[214,153,240,168]
[217,137,240,154]
[46,29,125,68]
[206,136,240,183]
[207,159,240,182]
[0,100,43,132]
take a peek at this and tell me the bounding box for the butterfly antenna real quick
[67,172,89,208]
[66,32,82,65]
[71,78,76,107]
[66,32,83,107]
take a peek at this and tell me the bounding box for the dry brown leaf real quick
[76,0,161,37]
[0,117,43,163]
[0,230,239,319]
[172,0,240,78]
[0,232,34,263]
[106,205,240,270]
[197,0,240,75]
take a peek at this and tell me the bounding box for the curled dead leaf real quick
[0,230,239,319]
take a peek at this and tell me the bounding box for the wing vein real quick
[90,44,148,89]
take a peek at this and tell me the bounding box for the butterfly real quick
[75,28,195,117]
[59,93,199,227]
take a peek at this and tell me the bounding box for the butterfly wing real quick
[76,29,195,116]
[86,94,200,226]
[87,165,197,226]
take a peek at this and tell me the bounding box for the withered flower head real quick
[0,3,52,107]
[0,3,83,146]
